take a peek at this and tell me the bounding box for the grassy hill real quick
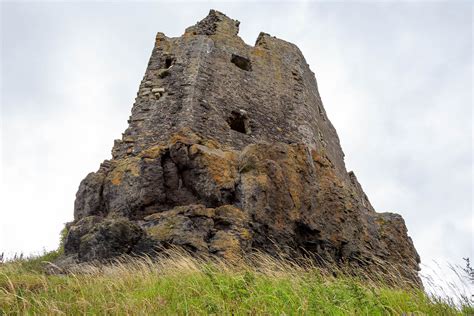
[1,249,472,315]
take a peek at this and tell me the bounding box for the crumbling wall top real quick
[185,10,240,37]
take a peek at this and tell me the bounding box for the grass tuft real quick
[0,248,472,315]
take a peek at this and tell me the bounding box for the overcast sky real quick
[1,0,472,287]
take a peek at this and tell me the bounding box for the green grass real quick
[0,249,472,315]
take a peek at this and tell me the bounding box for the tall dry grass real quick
[1,247,472,315]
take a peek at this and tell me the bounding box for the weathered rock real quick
[65,216,145,261]
[64,10,420,284]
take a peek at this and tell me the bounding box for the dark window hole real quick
[231,54,252,71]
[164,57,175,69]
[227,110,250,134]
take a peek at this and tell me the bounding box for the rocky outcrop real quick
[63,10,420,284]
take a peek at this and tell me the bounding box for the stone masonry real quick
[64,10,421,284]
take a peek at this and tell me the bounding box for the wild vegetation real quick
[1,246,472,315]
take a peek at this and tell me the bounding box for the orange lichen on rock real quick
[108,158,141,186]
[140,145,164,159]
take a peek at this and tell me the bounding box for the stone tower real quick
[64,10,420,284]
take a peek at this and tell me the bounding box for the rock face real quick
[64,10,420,283]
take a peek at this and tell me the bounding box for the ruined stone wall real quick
[64,10,420,285]
[113,11,348,181]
